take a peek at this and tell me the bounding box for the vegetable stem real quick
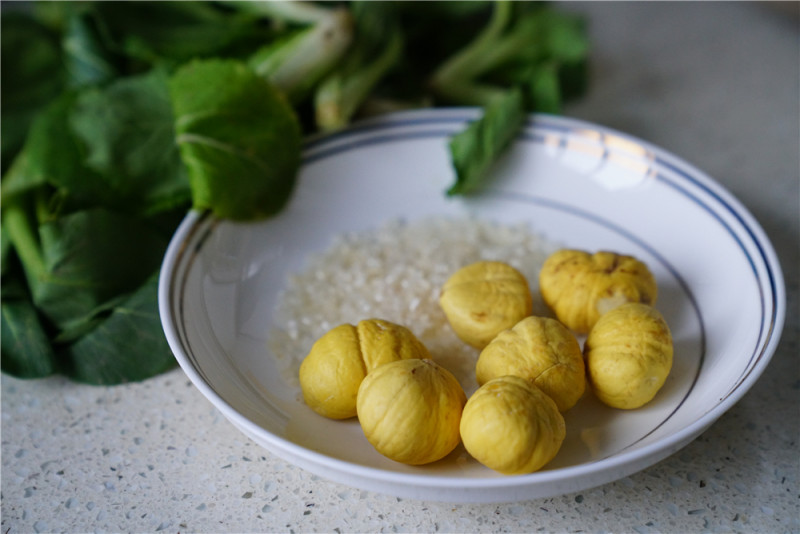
[2,201,46,282]
[429,0,513,101]
[315,28,403,131]
[432,83,507,109]
[248,7,354,104]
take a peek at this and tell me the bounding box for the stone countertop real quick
[3,2,798,533]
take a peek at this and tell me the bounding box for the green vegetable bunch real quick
[1,1,589,385]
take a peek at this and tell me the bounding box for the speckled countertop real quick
[3,3,798,533]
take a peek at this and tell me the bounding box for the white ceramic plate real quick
[158,110,785,503]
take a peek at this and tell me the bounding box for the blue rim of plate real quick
[160,110,785,491]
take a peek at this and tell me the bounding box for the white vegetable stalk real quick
[248,7,354,104]
[314,29,403,131]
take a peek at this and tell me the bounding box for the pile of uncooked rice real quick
[268,216,559,393]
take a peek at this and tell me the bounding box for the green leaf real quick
[69,69,191,216]
[31,1,85,32]
[1,11,66,172]
[31,208,169,332]
[170,59,302,221]
[447,88,525,196]
[4,72,190,218]
[91,1,267,67]
[0,221,11,277]
[0,147,47,206]
[52,293,128,345]
[1,277,57,379]
[11,92,116,213]
[526,63,563,114]
[62,9,118,88]
[429,4,589,109]
[486,9,590,107]
[60,271,176,385]
[537,9,590,64]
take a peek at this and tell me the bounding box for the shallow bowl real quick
[159,110,785,503]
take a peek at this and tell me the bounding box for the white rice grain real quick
[268,216,559,393]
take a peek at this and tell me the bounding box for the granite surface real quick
[2,2,799,533]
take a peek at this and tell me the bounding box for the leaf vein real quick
[176,133,271,173]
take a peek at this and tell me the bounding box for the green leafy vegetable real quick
[1,278,57,379]
[429,0,516,106]
[447,89,525,196]
[70,69,190,216]
[62,9,118,88]
[0,1,589,385]
[2,92,110,213]
[170,59,302,220]
[431,1,589,192]
[60,272,176,385]
[90,1,268,67]
[1,12,66,172]
[523,63,563,115]
[31,208,169,331]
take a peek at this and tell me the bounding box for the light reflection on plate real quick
[159,110,784,503]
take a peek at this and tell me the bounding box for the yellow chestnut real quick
[357,359,466,465]
[439,261,533,349]
[460,375,565,475]
[539,249,658,334]
[584,303,673,409]
[299,319,430,419]
[475,316,585,412]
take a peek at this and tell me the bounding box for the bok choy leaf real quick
[170,59,302,221]
[447,89,525,196]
